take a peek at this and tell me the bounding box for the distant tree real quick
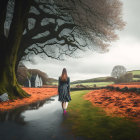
[111,66,133,83]
[123,73,133,83]
[111,65,126,79]
[114,73,133,83]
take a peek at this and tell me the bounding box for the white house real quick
[35,74,40,87]
[27,74,43,87]
[28,77,31,87]
[39,77,43,87]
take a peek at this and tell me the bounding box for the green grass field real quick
[133,78,140,81]
[128,70,140,75]
[71,77,110,84]
[50,81,113,87]
[51,82,58,85]
[70,82,113,88]
[62,90,140,140]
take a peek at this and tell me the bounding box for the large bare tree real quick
[0,0,125,98]
[111,65,127,79]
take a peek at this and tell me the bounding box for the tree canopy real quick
[111,65,127,79]
[0,0,125,98]
[5,0,125,62]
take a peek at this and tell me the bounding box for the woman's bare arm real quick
[58,77,60,95]
[68,77,70,94]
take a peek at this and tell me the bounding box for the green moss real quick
[0,71,30,98]
[0,38,30,99]
[0,5,31,99]
[0,71,30,99]
[63,90,140,140]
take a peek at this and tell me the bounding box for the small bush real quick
[129,88,137,92]
[121,87,129,92]
[115,87,121,91]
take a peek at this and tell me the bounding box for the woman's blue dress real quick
[58,76,72,102]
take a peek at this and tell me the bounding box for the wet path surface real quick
[0,95,86,140]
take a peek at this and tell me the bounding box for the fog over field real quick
[24,0,140,82]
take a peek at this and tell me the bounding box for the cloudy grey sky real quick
[24,0,140,82]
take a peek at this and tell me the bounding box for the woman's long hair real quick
[60,68,68,82]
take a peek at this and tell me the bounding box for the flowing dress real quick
[58,76,71,102]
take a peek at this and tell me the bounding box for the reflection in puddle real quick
[0,97,55,124]
[0,95,81,140]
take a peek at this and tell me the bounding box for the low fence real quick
[118,82,140,85]
[105,86,140,94]
[70,87,105,91]
[70,86,140,94]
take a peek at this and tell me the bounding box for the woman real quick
[58,68,71,114]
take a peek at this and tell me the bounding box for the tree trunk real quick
[0,56,29,99]
[0,0,32,99]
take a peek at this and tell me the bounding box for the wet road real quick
[0,95,85,140]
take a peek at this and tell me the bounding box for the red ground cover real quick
[84,89,140,126]
[0,88,58,111]
[110,83,140,88]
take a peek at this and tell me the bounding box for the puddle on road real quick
[0,97,55,123]
[0,95,81,140]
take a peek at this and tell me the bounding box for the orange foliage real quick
[111,83,140,88]
[0,88,58,111]
[84,89,140,125]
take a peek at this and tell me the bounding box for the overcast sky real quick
[24,0,140,82]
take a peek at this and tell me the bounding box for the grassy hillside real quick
[71,82,113,88]
[47,78,58,85]
[51,81,113,87]
[128,70,140,75]
[70,76,114,88]
[71,76,114,84]
[50,70,140,87]
[51,77,114,87]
